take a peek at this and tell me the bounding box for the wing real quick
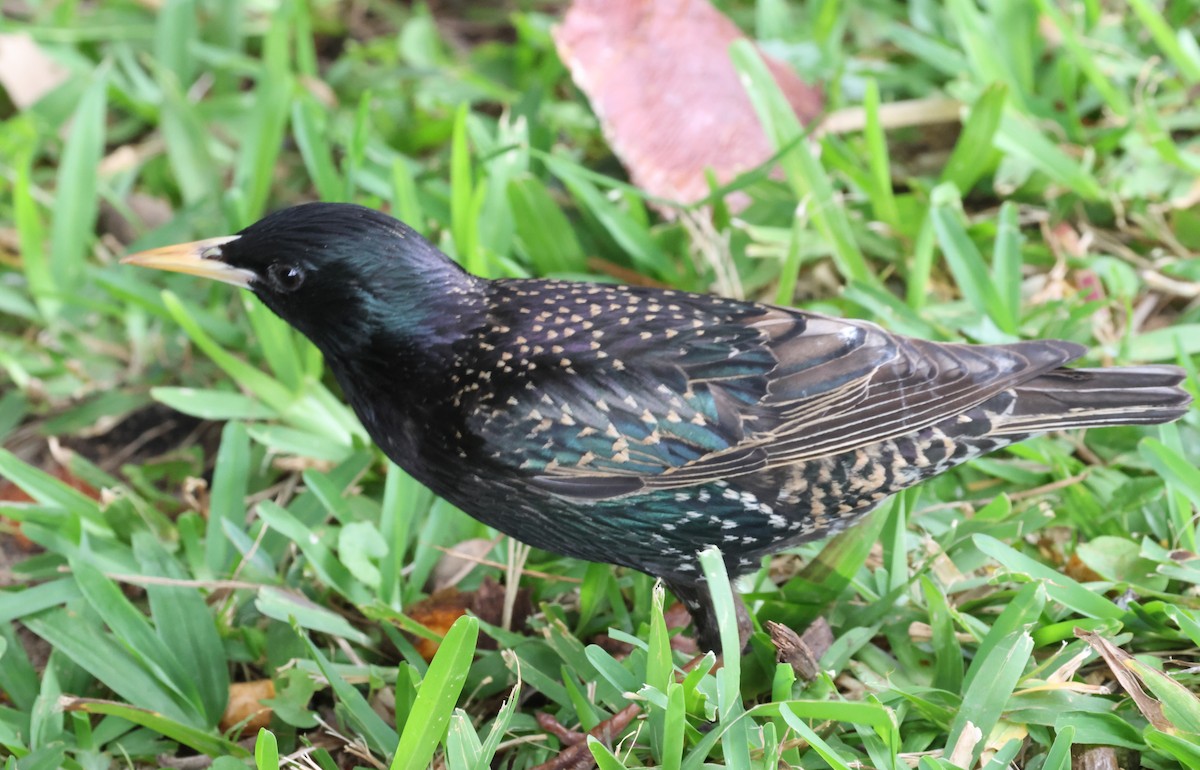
[456,279,1083,499]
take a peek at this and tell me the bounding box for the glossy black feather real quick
[206,203,1191,649]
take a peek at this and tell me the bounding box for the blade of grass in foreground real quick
[390,615,479,770]
[254,728,279,770]
[60,698,247,758]
[301,626,399,755]
[973,535,1124,620]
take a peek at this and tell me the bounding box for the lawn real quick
[2,0,1200,768]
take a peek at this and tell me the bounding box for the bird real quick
[124,202,1192,651]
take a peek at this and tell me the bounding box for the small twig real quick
[1008,471,1090,501]
[817,96,962,135]
[433,544,581,583]
[530,704,641,770]
[335,635,366,667]
[101,572,266,591]
[536,712,586,746]
[1142,269,1200,300]
[918,471,1090,515]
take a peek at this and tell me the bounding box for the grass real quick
[2,0,1200,768]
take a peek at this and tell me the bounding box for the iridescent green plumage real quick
[127,203,1193,650]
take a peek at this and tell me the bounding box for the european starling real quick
[125,203,1192,650]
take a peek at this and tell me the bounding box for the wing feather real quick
[458,281,1084,499]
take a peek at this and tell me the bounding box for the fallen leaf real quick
[554,0,822,210]
[220,680,276,735]
[946,721,982,768]
[0,34,69,110]
[1075,746,1119,770]
[769,617,833,681]
[1075,628,1171,732]
[406,576,530,661]
[407,587,473,661]
[1064,552,1103,583]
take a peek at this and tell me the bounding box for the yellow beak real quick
[121,235,254,288]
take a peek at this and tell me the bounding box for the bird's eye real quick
[267,263,305,292]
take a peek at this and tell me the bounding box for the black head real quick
[124,203,480,362]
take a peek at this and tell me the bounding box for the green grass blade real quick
[948,627,1034,766]
[450,103,480,273]
[301,628,399,754]
[929,183,1016,335]
[940,83,1005,194]
[157,70,219,206]
[390,615,479,770]
[994,112,1103,200]
[778,708,856,770]
[391,157,425,231]
[24,611,192,725]
[696,548,751,770]
[1124,657,1200,734]
[0,450,106,527]
[920,576,964,693]
[1126,0,1200,83]
[292,95,343,201]
[973,535,1122,620]
[150,387,279,421]
[1033,0,1130,116]
[11,118,53,318]
[135,536,230,725]
[945,0,1026,108]
[61,698,246,758]
[50,66,108,300]
[243,297,305,393]
[160,291,294,410]
[992,201,1023,334]
[232,66,292,223]
[729,40,875,286]
[862,79,899,228]
[205,422,250,576]
[256,502,370,604]
[256,587,372,645]
[508,176,586,274]
[154,0,196,86]
[254,729,279,770]
[547,157,672,278]
[68,559,205,725]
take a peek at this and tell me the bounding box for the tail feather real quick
[991,365,1191,434]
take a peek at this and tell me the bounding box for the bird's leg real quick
[664,579,752,653]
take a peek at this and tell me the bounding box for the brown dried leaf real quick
[946,721,982,768]
[407,587,473,661]
[1074,746,1119,770]
[554,0,822,210]
[768,617,832,681]
[406,577,530,661]
[1075,628,1171,732]
[220,679,276,735]
[1064,552,1103,584]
